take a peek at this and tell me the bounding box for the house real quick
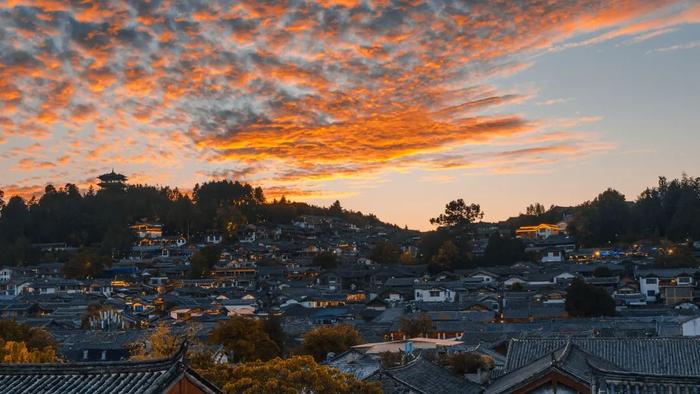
[469,271,498,284]
[486,337,700,393]
[129,222,163,239]
[0,345,221,393]
[0,268,12,282]
[414,284,457,302]
[205,233,223,244]
[540,248,565,263]
[637,268,698,304]
[515,224,561,239]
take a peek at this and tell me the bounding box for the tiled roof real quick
[367,356,482,394]
[504,337,700,376]
[0,346,221,394]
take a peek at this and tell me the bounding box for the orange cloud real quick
[0,0,696,200]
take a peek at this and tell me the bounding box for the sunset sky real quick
[1,0,699,230]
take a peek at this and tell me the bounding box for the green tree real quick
[312,251,338,270]
[370,241,401,264]
[329,200,344,216]
[61,249,111,279]
[399,313,435,338]
[209,317,281,362]
[190,245,221,278]
[482,234,526,266]
[430,199,483,232]
[429,240,459,273]
[656,244,698,268]
[296,324,363,362]
[565,278,615,317]
[568,189,631,246]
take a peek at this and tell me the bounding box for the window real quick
[647,290,656,296]
[429,290,441,297]
[679,277,691,284]
[646,278,658,285]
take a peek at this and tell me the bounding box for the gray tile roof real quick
[504,337,700,376]
[367,356,482,394]
[0,346,221,394]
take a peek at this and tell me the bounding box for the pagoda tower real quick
[97,169,127,191]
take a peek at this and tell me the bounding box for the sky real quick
[0,0,699,230]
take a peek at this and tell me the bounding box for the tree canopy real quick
[222,355,381,394]
[0,320,58,363]
[565,278,615,317]
[296,324,363,362]
[399,313,435,338]
[209,317,281,363]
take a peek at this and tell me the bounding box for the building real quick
[486,337,700,393]
[97,170,127,191]
[414,284,457,302]
[637,268,697,304]
[515,224,561,240]
[130,223,163,239]
[0,345,221,393]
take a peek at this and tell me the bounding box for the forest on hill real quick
[0,177,385,265]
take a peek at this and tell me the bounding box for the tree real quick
[61,249,111,279]
[399,313,435,338]
[565,278,615,317]
[430,199,483,232]
[130,323,182,360]
[592,266,612,278]
[329,200,344,216]
[312,251,338,270]
[442,352,493,374]
[568,189,631,246]
[297,324,363,362]
[190,245,221,278]
[222,355,381,394]
[0,320,55,350]
[370,241,401,264]
[482,234,526,266]
[656,244,698,268]
[262,316,286,354]
[525,203,546,216]
[429,240,459,273]
[209,317,281,362]
[0,341,58,363]
[0,320,58,363]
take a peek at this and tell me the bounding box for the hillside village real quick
[2,172,700,393]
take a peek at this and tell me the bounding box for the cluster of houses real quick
[2,214,700,393]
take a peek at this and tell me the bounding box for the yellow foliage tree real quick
[0,340,58,363]
[222,355,381,394]
[130,323,182,360]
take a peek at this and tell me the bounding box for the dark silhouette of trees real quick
[430,199,483,231]
[312,251,338,270]
[568,188,631,246]
[565,278,615,317]
[370,241,402,264]
[0,179,384,266]
[481,234,527,266]
[189,245,221,278]
[61,249,111,279]
[525,203,546,216]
